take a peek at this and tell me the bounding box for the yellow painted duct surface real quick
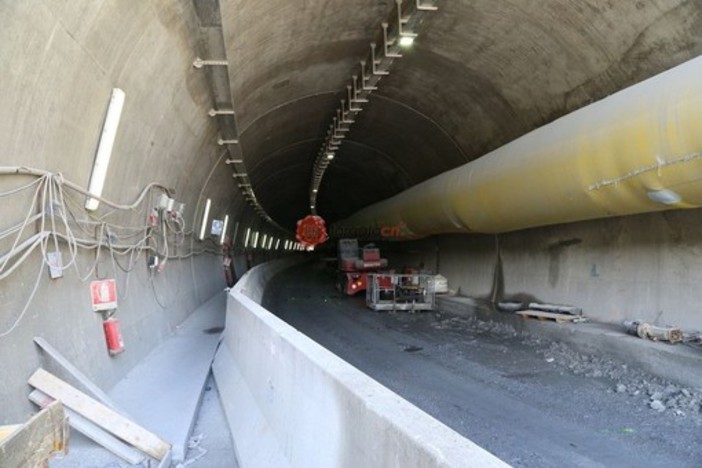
[334,56,702,238]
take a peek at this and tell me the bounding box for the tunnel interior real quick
[2,0,702,465]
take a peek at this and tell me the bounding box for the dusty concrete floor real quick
[263,262,702,467]
[181,374,238,468]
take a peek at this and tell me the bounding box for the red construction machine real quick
[336,238,389,296]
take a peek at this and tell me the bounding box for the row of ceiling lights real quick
[308,0,439,215]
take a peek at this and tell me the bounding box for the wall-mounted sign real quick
[90,279,118,311]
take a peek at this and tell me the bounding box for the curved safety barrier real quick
[211,258,508,467]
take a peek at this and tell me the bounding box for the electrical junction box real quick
[157,193,170,210]
[46,251,63,279]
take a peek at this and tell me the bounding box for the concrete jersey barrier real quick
[213,258,510,467]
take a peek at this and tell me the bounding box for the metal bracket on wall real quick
[382,22,402,58]
[308,0,439,214]
[370,43,390,76]
[192,57,229,68]
[208,108,236,117]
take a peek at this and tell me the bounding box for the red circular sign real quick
[296,215,328,248]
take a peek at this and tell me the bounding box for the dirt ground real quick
[263,262,702,467]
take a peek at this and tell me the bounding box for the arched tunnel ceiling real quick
[219,0,702,231]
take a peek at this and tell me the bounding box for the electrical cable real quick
[0,247,45,338]
[0,167,225,337]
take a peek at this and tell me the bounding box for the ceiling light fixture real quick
[220,214,229,244]
[399,36,415,47]
[198,198,211,241]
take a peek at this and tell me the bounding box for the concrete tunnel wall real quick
[437,210,702,331]
[0,2,289,423]
[376,206,702,331]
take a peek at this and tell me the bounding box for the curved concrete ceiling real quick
[215,0,702,231]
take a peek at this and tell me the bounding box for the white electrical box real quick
[211,219,224,236]
[157,193,170,210]
[47,251,63,279]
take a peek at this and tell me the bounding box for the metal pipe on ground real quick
[623,320,684,344]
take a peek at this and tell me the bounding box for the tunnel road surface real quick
[262,262,702,467]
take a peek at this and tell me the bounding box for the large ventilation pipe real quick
[333,56,702,238]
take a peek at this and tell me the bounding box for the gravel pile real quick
[534,340,702,418]
[431,315,519,338]
[434,313,702,420]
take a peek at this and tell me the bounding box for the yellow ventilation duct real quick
[334,55,702,238]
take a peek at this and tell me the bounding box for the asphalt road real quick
[263,262,702,468]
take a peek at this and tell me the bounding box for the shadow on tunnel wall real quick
[371,208,702,331]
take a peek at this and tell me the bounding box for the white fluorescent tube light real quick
[198,198,211,240]
[220,215,229,244]
[85,88,126,211]
[244,228,251,247]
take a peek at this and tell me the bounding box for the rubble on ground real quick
[431,313,702,419]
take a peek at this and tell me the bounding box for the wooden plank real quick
[28,368,171,461]
[516,310,579,323]
[29,390,146,465]
[33,336,125,414]
[0,400,68,467]
[0,425,21,442]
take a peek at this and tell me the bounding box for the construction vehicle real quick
[337,239,389,296]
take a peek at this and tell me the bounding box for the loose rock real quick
[650,400,666,412]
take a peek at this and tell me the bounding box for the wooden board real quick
[0,400,68,467]
[34,337,125,414]
[0,425,21,442]
[516,310,582,323]
[28,368,171,461]
[29,390,145,465]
